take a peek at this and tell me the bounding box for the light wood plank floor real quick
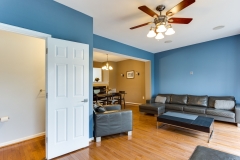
[1,105,240,160]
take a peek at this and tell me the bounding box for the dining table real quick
[96,92,123,108]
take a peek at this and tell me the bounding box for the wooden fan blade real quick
[138,6,158,17]
[166,0,195,16]
[130,22,151,30]
[168,18,193,24]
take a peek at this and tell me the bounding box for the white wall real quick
[93,68,102,82]
[0,30,45,144]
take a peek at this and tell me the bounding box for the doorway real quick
[0,23,90,159]
[0,30,46,145]
[93,48,151,105]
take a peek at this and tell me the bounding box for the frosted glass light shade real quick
[147,29,156,38]
[165,27,175,35]
[156,25,167,32]
[102,66,106,70]
[155,32,164,39]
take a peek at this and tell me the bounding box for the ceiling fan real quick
[130,0,195,40]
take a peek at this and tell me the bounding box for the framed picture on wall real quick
[126,70,134,79]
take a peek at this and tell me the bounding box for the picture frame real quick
[126,70,134,79]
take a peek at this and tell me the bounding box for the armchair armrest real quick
[94,109,132,137]
[235,104,240,123]
[104,104,121,111]
[146,98,155,104]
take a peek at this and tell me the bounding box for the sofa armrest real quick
[104,104,121,111]
[94,109,132,137]
[235,104,240,123]
[146,98,155,104]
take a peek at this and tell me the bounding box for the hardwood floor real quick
[1,104,240,160]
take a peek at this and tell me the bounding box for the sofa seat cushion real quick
[184,106,206,114]
[139,103,165,111]
[206,108,235,119]
[165,104,185,111]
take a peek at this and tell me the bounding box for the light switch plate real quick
[190,71,193,75]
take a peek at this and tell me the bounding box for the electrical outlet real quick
[190,71,193,75]
[143,96,145,99]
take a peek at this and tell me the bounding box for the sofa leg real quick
[237,123,240,127]
[128,131,132,136]
[96,137,101,142]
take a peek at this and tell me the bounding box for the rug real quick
[189,146,240,160]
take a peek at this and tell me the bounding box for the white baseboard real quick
[126,102,142,105]
[0,132,45,148]
[89,137,94,142]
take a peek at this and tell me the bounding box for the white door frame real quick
[0,22,92,145]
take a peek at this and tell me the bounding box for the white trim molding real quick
[0,23,51,39]
[89,137,94,142]
[0,132,45,148]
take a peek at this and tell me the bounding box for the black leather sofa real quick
[139,94,240,126]
[93,104,132,142]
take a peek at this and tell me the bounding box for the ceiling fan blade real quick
[166,0,195,16]
[130,22,152,30]
[168,18,193,24]
[138,6,158,17]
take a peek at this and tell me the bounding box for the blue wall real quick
[154,35,240,103]
[93,34,155,95]
[0,0,94,137]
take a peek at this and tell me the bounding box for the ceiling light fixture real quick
[213,26,225,30]
[102,54,113,70]
[164,40,172,43]
[145,5,176,40]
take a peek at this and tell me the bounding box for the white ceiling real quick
[93,51,128,62]
[55,0,240,53]
[93,49,149,62]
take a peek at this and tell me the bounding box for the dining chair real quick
[118,91,126,108]
[108,92,120,104]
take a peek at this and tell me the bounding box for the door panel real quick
[46,38,89,159]
[74,65,84,96]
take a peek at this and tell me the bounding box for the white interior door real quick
[46,38,89,159]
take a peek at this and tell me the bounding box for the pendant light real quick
[102,54,113,70]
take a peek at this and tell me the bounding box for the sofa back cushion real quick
[187,95,208,107]
[208,96,235,108]
[157,94,172,103]
[170,94,187,105]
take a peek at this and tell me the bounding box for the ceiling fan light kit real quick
[130,0,195,41]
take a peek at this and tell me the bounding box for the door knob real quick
[81,99,88,102]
